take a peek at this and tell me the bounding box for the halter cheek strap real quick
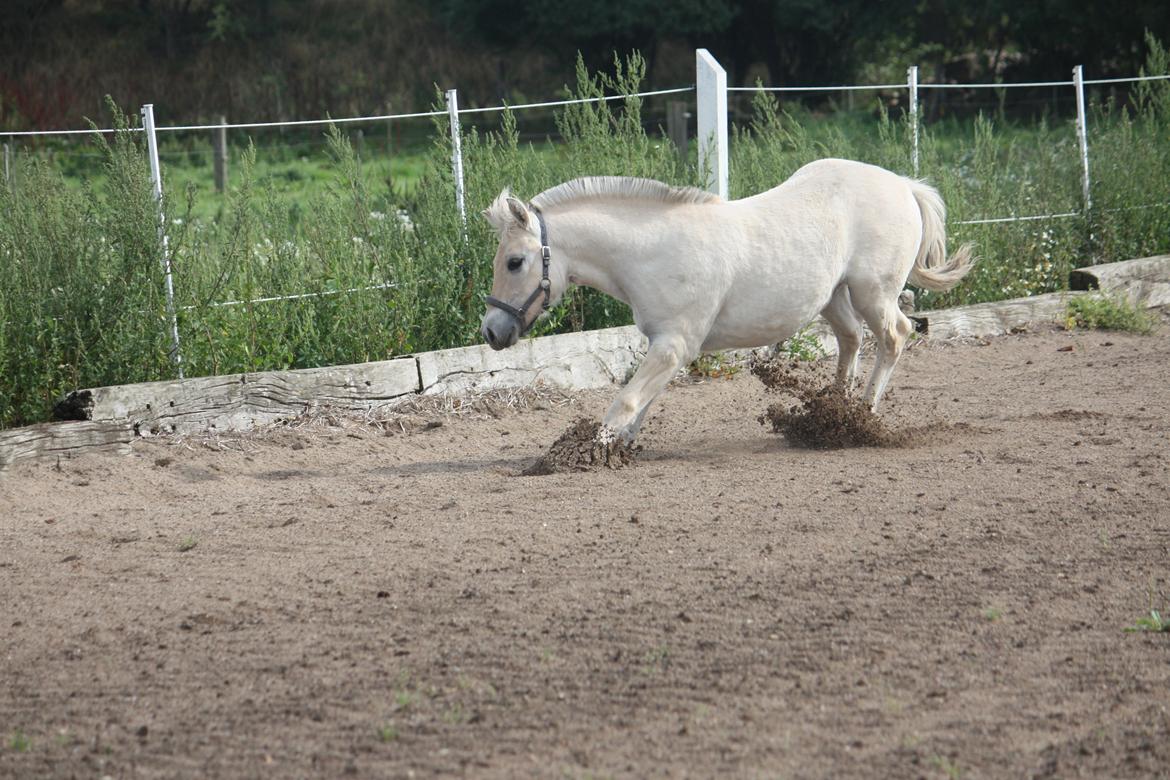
[484,205,551,336]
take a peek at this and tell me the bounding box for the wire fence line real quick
[1088,74,1170,85]
[955,212,1082,226]
[0,87,697,138]
[178,281,399,311]
[5,72,1167,138]
[727,73,1170,94]
[729,84,907,93]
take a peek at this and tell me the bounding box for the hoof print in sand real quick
[523,417,638,475]
[751,358,906,449]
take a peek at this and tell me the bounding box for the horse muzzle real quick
[480,308,521,351]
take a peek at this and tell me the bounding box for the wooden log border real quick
[3,255,1167,469]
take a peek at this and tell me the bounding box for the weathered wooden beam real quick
[1069,254,1170,307]
[918,255,1170,341]
[918,291,1084,341]
[418,326,649,396]
[0,420,135,469]
[55,358,420,436]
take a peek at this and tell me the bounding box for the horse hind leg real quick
[819,283,864,389]
[853,294,914,411]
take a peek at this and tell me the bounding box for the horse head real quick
[479,189,560,350]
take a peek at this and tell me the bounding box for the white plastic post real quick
[212,115,227,194]
[1072,65,1093,216]
[908,65,920,176]
[446,89,467,231]
[696,49,728,200]
[140,104,184,378]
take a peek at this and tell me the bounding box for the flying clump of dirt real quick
[751,359,908,449]
[523,417,638,475]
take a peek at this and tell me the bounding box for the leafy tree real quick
[430,0,736,75]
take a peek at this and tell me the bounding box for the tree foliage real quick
[1,0,1167,128]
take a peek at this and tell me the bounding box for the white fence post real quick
[696,49,728,200]
[2,143,9,188]
[445,89,467,231]
[908,65,920,176]
[140,104,184,379]
[1072,65,1093,217]
[212,115,228,194]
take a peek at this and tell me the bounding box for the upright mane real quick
[531,176,720,211]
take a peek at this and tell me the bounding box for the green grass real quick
[8,730,31,753]
[687,352,741,379]
[782,328,828,363]
[2,46,1169,430]
[640,645,672,674]
[1065,294,1155,333]
[1124,610,1168,633]
[441,702,468,725]
[36,121,435,223]
[930,754,963,779]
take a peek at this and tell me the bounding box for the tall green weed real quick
[0,103,172,426]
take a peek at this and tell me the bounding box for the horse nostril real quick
[484,326,497,344]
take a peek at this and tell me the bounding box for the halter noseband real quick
[484,205,551,336]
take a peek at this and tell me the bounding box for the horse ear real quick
[483,189,511,231]
[505,195,529,227]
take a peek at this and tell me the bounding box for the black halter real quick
[484,205,551,336]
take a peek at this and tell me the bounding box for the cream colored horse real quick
[481,158,973,444]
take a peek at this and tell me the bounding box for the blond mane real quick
[532,176,720,211]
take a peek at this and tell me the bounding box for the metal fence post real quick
[3,142,10,188]
[1072,65,1093,217]
[908,65,920,176]
[140,104,184,379]
[696,49,728,200]
[445,89,467,231]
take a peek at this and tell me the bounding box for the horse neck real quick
[548,200,663,303]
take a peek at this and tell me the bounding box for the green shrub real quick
[1065,295,1155,334]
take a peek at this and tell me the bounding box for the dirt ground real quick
[2,323,1169,779]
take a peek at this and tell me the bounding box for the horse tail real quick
[906,178,975,292]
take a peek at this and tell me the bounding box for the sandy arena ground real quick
[2,323,1169,779]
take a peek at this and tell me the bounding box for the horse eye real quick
[506,256,524,272]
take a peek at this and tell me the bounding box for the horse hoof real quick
[594,425,618,446]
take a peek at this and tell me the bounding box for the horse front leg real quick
[598,334,691,445]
